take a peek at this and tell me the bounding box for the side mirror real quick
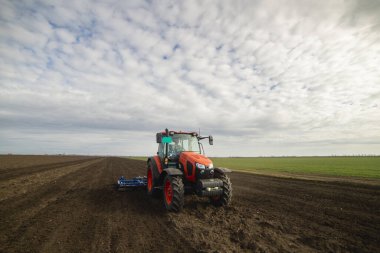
[156,133,162,143]
[209,135,213,145]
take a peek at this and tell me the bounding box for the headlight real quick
[208,163,213,169]
[196,163,206,169]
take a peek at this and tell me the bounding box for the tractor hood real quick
[179,152,212,167]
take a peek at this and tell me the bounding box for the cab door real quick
[157,143,165,158]
[157,143,167,168]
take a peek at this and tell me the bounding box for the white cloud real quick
[0,0,379,156]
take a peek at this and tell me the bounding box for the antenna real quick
[199,128,201,136]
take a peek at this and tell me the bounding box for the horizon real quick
[1,153,380,158]
[1,0,380,156]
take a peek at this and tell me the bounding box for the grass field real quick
[212,156,380,179]
[126,156,380,179]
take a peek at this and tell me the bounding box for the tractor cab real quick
[156,130,212,164]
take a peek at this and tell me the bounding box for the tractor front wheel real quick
[163,175,184,212]
[210,172,232,206]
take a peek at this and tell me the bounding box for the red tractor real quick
[146,129,232,212]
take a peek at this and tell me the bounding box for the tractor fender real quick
[163,168,183,176]
[159,168,183,186]
[214,167,232,174]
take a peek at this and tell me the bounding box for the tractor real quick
[146,129,232,212]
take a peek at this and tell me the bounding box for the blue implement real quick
[117,176,147,188]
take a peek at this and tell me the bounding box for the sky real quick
[0,0,380,157]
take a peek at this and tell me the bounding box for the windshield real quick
[167,134,200,156]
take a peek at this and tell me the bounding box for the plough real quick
[117,176,147,190]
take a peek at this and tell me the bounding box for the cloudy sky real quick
[1,0,379,156]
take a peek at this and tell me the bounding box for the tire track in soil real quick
[0,159,104,201]
[1,157,379,253]
[0,157,196,253]
[0,158,97,181]
[0,158,106,251]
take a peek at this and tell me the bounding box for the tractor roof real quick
[159,130,198,136]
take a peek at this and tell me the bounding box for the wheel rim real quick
[147,168,153,191]
[164,179,173,205]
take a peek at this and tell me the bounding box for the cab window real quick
[157,143,165,157]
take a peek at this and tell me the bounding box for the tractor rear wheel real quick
[163,175,184,212]
[210,172,232,206]
[147,164,159,197]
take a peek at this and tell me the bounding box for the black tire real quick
[163,175,184,212]
[210,172,232,206]
[147,163,159,197]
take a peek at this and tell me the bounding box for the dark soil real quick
[0,156,379,253]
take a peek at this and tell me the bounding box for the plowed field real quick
[1,156,379,253]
